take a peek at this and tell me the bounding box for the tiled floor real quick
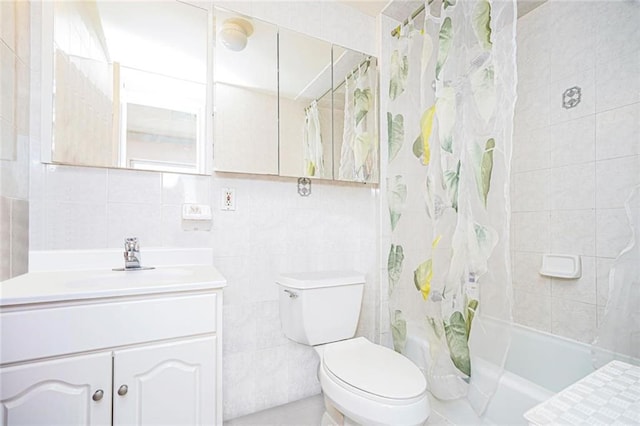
[224,394,326,426]
[224,393,452,425]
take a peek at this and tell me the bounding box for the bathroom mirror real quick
[212,7,279,175]
[333,46,379,184]
[210,7,380,183]
[45,0,211,175]
[278,28,333,180]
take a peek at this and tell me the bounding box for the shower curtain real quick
[338,60,378,182]
[303,100,324,177]
[386,0,517,414]
[593,186,640,367]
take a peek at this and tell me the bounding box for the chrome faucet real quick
[124,237,141,269]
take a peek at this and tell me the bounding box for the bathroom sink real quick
[64,267,193,287]
[0,265,226,306]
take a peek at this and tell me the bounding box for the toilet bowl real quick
[276,271,430,426]
[318,337,429,426]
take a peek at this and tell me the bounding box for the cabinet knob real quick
[117,384,128,396]
[92,389,104,401]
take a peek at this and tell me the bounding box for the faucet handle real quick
[124,237,139,252]
[124,237,141,269]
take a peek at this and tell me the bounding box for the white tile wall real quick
[21,0,379,421]
[512,1,640,344]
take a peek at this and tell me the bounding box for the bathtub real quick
[404,319,596,425]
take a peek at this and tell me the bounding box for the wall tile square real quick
[253,346,289,412]
[550,209,596,256]
[551,255,596,304]
[160,205,212,248]
[161,173,212,205]
[596,208,632,258]
[106,202,162,249]
[286,342,320,402]
[549,115,595,168]
[512,126,550,172]
[44,201,107,249]
[512,251,551,295]
[513,211,550,253]
[595,0,640,65]
[595,155,640,209]
[596,257,614,307]
[547,1,596,83]
[107,168,161,204]
[223,303,258,356]
[551,298,596,344]
[514,82,550,132]
[255,300,289,350]
[549,163,595,211]
[223,351,257,420]
[513,289,552,332]
[596,52,640,113]
[44,165,107,203]
[512,169,550,212]
[516,21,550,85]
[595,103,640,161]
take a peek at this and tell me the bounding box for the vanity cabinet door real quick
[0,352,112,425]
[112,335,217,426]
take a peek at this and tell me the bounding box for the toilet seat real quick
[319,337,430,426]
[323,337,427,401]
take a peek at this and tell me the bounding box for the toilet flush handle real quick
[284,289,298,299]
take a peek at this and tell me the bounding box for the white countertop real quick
[0,265,226,306]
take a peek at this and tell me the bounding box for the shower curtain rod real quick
[390,3,426,37]
[313,56,373,104]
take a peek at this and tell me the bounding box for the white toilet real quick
[276,271,430,426]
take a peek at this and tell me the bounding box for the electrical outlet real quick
[221,188,236,211]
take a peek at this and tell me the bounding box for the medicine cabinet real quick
[212,7,379,184]
[42,1,212,175]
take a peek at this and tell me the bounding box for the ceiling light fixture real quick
[219,17,254,52]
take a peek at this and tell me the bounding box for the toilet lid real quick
[323,337,427,400]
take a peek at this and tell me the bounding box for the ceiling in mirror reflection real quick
[214,9,277,94]
[214,8,333,101]
[95,1,207,83]
[49,1,210,174]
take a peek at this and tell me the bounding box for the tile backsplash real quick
[511,0,640,344]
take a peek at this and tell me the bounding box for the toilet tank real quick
[276,271,365,346]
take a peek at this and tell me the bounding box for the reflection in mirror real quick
[213,8,278,175]
[278,28,333,179]
[333,46,379,183]
[50,1,209,174]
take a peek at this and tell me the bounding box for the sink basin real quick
[0,260,226,307]
[65,267,194,288]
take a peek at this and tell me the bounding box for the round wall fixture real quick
[219,17,254,51]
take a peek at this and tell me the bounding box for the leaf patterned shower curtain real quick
[303,100,325,177]
[338,60,378,182]
[385,0,517,414]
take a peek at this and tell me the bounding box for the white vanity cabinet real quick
[113,336,216,425]
[0,266,226,426]
[0,351,113,425]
